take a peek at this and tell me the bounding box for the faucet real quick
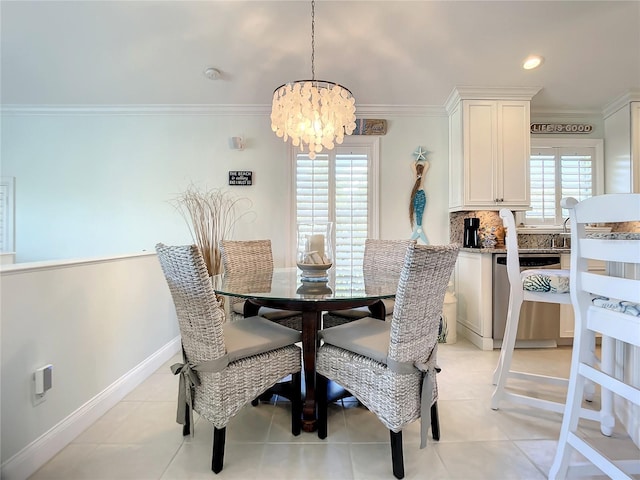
[562,217,570,248]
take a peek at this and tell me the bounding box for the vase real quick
[296,222,334,281]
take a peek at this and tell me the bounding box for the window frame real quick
[517,137,604,227]
[289,136,380,266]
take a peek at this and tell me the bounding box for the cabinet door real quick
[455,252,492,338]
[463,100,497,206]
[497,101,530,207]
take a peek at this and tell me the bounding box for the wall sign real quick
[530,123,593,134]
[228,171,253,186]
[352,119,387,135]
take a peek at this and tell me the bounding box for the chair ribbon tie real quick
[386,358,435,449]
[170,354,230,436]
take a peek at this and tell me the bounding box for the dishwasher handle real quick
[495,256,561,268]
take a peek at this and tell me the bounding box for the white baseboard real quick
[1,336,181,480]
[457,323,494,351]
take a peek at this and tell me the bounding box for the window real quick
[292,137,379,283]
[524,139,603,225]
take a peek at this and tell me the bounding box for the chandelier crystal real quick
[270,1,356,159]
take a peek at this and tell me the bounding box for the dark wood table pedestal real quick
[245,298,386,432]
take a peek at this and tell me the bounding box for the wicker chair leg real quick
[430,402,440,441]
[182,402,190,436]
[316,373,328,439]
[292,371,302,436]
[390,430,404,479]
[212,427,226,474]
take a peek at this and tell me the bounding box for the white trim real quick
[602,89,640,119]
[0,336,181,480]
[0,251,156,274]
[445,86,542,113]
[0,104,446,117]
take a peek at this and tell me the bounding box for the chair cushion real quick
[259,307,303,321]
[592,296,640,317]
[231,300,301,320]
[329,299,396,320]
[522,268,570,293]
[327,306,370,320]
[320,317,390,364]
[223,316,301,362]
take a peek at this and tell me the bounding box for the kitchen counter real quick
[461,247,570,254]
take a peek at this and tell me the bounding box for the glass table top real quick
[213,267,397,303]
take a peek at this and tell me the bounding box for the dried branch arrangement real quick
[173,186,251,276]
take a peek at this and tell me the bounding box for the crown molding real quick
[0,104,271,116]
[602,88,640,119]
[0,103,447,117]
[445,86,543,113]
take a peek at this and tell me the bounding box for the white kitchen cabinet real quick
[604,93,639,194]
[454,251,494,350]
[446,87,540,212]
[559,254,606,338]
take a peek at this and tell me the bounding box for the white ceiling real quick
[1,1,639,113]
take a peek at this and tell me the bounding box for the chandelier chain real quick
[311,0,315,80]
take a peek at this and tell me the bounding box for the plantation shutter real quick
[527,147,557,224]
[559,147,594,218]
[295,147,371,292]
[525,146,595,224]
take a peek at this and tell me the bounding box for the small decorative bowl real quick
[296,262,332,281]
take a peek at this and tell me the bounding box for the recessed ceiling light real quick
[523,55,544,70]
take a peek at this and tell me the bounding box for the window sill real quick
[516,226,612,234]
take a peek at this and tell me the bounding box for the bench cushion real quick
[522,268,570,294]
[592,296,640,317]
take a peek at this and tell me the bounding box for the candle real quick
[308,234,325,257]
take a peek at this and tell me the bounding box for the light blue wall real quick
[0,109,450,263]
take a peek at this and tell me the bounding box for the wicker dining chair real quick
[316,243,460,479]
[322,239,416,328]
[155,243,302,474]
[220,240,302,330]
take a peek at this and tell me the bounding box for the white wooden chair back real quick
[549,193,640,480]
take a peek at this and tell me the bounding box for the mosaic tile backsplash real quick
[449,211,640,250]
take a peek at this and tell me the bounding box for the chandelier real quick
[270,0,356,159]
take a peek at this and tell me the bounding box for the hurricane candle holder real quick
[297,222,334,281]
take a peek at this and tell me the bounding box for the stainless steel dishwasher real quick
[492,253,562,346]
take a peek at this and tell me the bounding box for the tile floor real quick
[29,339,638,479]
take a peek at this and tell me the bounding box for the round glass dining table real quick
[213,267,397,432]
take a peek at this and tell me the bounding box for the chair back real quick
[363,239,416,290]
[155,243,227,363]
[220,240,274,275]
[388,243,459,364]
[562,194,640,341]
